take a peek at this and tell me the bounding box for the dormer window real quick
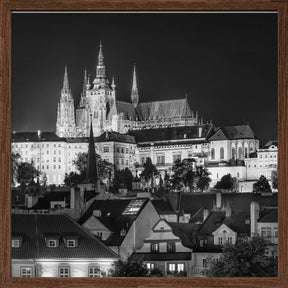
[67,240,76,247]
[12,239,20,248]
[12,235,23,248]
[63,235,79,248]
[48,239,58,247]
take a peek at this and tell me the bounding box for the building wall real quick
[119,201,160,259]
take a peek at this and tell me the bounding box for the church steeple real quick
[86,120,98,183]
[95,41,106,80]
[62,65,70,94]
[131,63,139,107]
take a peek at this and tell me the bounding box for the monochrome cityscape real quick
[11,13,278,277]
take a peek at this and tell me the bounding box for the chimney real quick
[93,210,102,217]
[225,201,232,217]
[203,209,209,221]
[216,192,222,209]
[250,202,260,237]
[198,126,203,138]
[70,187,75,209]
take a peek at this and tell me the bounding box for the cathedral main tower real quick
[56,66,76,137]
[75,41,116,137]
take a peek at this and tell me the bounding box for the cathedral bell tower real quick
[56,66,76,137]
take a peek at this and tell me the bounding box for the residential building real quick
[11,213,118,277]
[133,219,192,276]
[79,198,160,259]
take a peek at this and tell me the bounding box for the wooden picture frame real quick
[0,0,287,287]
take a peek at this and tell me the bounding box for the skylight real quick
[122,199,145,215]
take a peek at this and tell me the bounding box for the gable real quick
[212,223,236,236]
[153,219,172,232]
[209,128,228,141]
[82,216,110,232]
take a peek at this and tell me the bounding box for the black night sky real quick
[12,12,277,145]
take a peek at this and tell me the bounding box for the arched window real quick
[238,147,243,160]
[211,148,215,160]
[244,147,248,158]
[250,143,254,152]
[232,147,236,160]
[220,147,224,160]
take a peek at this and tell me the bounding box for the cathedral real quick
[56,42,201,138]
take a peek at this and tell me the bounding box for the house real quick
[133,219,192,276]
[79,198,160,259]
[11,213,118,277]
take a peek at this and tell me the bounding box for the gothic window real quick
[220,147,224,160]
[238,147,243,160]
[232,147,236,160]
[211,148,215,160]
[244,147,248,158]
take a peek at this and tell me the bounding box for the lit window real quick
[21,267,33,277]
[12,239,20,248]
[177,263,184,271]
[146,263,154,270]
[151,243,159,253]
[88,266,100,277]
[168,263,176,272]
[47,240,57,247]
[59,266,70,277]
[122,199,145,215]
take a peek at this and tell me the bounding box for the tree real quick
[214,173,237,192]
[207,237,278,277]
[253,175,272,193]
[195,166,211,192]
[69,152,113,185]
[16,161,40,185]
[271,170,278,190]
[109,256,149,277]
[170,158,196,191]
[140,157,158,189]
[111,168,134,192]
[64,172,85,187]
[11,152,21,187]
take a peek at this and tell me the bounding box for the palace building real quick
[12,43,274,190]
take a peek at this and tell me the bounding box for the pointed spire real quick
[82,69,87,96]
[86,120,98,183]
[111,76,116,90]
[131,63,139,107]
[62,65,70,93]
[98,40,104,66]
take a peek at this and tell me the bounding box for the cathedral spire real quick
[94,41,106,86]
[131,63,139,107]
[62,65,70,93]
[86,120,98,183]
[98,40,104,66]
[82,69,87,95]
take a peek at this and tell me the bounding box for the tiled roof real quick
[129,124,213,144]
[79,199,149,246]
[96,131,136,144]
[263,140,278,149]
[258,208,278,223]
[11,213,118,260]
[151,199,176,215]
[177,192,278,218]
[136,98,194,121]
[209,125,257,141]
[115,101,138,121]
[12,132,63,142]
[133,252,191,261]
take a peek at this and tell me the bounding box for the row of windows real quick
[151,242,176,253]
[145,263,185,272]
[116,146,129,154]
[19,265,102,277]
[259,154,277,158]
[40,165,62,170]
[117,158,129,165]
